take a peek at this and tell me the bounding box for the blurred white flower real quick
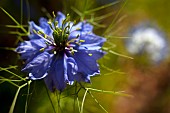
[126,24,168,63]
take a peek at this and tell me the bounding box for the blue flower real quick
[16,12,106,91]
[126,23,168,63]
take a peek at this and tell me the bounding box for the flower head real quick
[16,12,106,91]
[126,23,168,63]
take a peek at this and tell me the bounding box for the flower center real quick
[48,14,71,53]
[34,13,82,55]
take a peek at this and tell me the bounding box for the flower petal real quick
[80,34,106,48]
[16,41,36,59]
[29,21,42,39]
[73,50,104,76]
[67,57,78,85]
[44,54,68,91]
[55,12,66,28]
[29,20,53,39]
[74,72,91,83]
[69,22,94,39]
[71,22,93,33]
[82,22,93,32]
[73,49,105,83]
[16,39,46,59]
[39,17,53,36]
[22,52,53,79]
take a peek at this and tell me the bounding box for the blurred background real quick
[0,0,170,113]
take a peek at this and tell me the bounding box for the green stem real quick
[0,67,26,81]
[9,81,31,113]
[0,7,28,34]
[80,88,88,113]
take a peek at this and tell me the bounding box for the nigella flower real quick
[16,12,106,91]
[126,23,168,63]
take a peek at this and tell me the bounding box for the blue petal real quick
[70,22,83,32]
[85,50,106,60]
[73,49,105,83]
[74,72,91,83]
[71,22,93,33]
[29,20,53,39]
[16,41,36,59]
[29,21,42,39]
[55,12,66,28]
[73,50,104,76]
[80,33,106,46]
[39,17,53,36]
[82,22,93,32]
[29,72,48,80]
[69,22,93,39]
[39,17,48,28]
[16,39,46,59]
[67,57,78,85]
[69,22,82,39]
[29,21,42,32]
[22,52,53,80]
[44,54,68,91]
